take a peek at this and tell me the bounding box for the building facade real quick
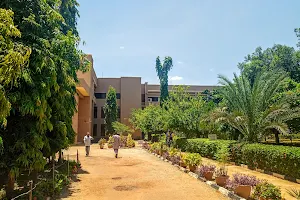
[73,55,218,142]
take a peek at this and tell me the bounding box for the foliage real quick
[104,86,118,135]
[126,134,135,148]
[155,56,173,105]
[150,142,160,153]
[226,173,260,190]
[130,104,167,135]
[215,167,228,177]
[238,44,300,85]
[98,138,106,146]
[212,71,300,143]
[0,1,88,196]
[240,143,300,179]
[112,121,133,135]
[182,153,202,167]
[287,188,300,200]
[174,138,234,159]
[108,136,114,145]
[197,164,216,177]
[252,181,282,200]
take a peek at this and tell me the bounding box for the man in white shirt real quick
[84,132,93,156]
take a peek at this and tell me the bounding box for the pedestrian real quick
[113,133,121,158]
[84,132,93,156]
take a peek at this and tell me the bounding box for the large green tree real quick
[155,56,173,105]
[238,44,300,85]
[104,86,118,135]
[212,71,300,143]
[0,1,87,196]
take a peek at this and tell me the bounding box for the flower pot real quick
[189,165,197,172]
[203,171,214,181]
[180,161,187,168]
[33,197,37,200]
[259,197,266,200]
[100,145,104,149]
[108,145,113,149]
[215,175,229,187]
[234,185,251,199]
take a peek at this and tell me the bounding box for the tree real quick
[212,71,300,143]
[104,86,118,134]
[238,45,300,85]
[0,1,87,196]
[112,121,133,135]
[155,56,173,105]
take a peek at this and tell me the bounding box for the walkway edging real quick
[147,150,246,200]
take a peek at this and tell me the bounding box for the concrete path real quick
[61,145,227,200]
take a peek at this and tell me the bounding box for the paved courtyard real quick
[61,145,227,200]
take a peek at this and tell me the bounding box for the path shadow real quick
[77,168,89,174]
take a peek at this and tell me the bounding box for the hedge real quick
[175,138,300,179]
[174,138,235,159]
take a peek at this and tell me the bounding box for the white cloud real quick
[119,46,125,49]
[177,61,183,64]
[209,68,214,72]
[170,76,183,81]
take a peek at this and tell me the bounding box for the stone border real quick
[149,150,246,200]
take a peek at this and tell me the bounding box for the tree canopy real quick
[104,86,118,135]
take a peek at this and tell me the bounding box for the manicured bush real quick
[241,143,300,179]
[174,138,235,159]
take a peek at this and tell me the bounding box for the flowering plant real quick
[226,173,260,190]
[197,164,216,177]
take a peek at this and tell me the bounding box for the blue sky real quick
[77,0,300,85]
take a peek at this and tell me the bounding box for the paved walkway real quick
[61,145,227,200]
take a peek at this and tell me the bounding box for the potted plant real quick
[197,164,216,181]
[215,147,230,186]
[226,173,260,199]
[98,138,106,149]
[126,134,135,148]
[108,136,114,148]
[183,153,202,172]
[252,181,281,200]
[215,167,229,187]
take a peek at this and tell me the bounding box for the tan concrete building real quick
[73,55,218,142]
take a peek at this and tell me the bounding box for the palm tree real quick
[212,71,300,143]
[155,56,173,105]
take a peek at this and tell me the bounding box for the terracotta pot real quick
[203,171,214,181]
[259,197,266,200]
[180,161,187,168]
[189,165,196,172]
[33,197,37,200]
[234,185,251,199]
[100,145,104,149]
[108,145,112,149]
[215,175,229,187]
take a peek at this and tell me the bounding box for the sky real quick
[77,0,300,85]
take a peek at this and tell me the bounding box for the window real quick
[101,107,105,118]
[116,93,121,99]
[100,124,105,136]
[93,124,97,136]
[141,94,145,102]
[95,93,106,99]
[149,97,159,102]
[94,107,98,118]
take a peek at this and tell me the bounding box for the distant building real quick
[73,55,218,142]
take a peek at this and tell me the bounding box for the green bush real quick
[183,153,202,167]
[241,143,300,178]
[252,181,282,200]
[174,138,234,159]
[175,138,300,179]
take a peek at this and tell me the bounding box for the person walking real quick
[113,133,121,158]
[84,132,93,156]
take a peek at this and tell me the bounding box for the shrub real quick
[142,141,150,150]
[174,138,235,159]
[126,134,135,148]
[183,153,202,167]
[252,181,282,200]
[197,164,216,177]
[226,173,260,190]
[98,138,106,146]
[215,166,228,177]
[241,143,300,178]
[150,142,160,153]
[120,134,127,147]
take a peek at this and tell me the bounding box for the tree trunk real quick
[275,132,280,144]
[58,150,63,163]
[6,172,15,199]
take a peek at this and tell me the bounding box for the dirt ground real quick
[61,144,228,200]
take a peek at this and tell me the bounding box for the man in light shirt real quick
[84,132,93,156]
